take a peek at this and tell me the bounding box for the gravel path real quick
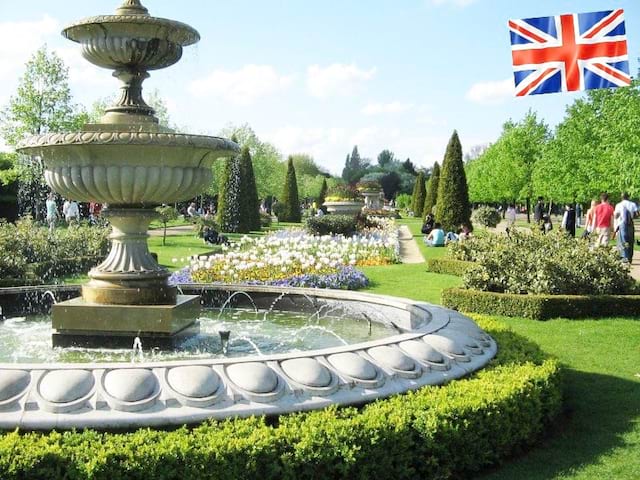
[398,225,425,264]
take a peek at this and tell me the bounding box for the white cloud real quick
[362,101,414,115]
[465,78,514,105]
[189,65,294,105]
[428,0,477,7]
[307,64,376,98]
[0,15,59,83]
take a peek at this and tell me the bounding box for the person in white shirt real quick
[187,202,199,218]
[64,199,80,224]
[45,193,58,233]
[505,204,517,232]
[614,192,637,262]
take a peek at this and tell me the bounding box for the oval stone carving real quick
[327,352,377,380]
[281,358,332,387]
[167,366,220,398]
[40,370,94,403]
[439,331,483,353]
[399,340,445,364]
[368,346,416,372]
[0,370,30,402]
[227,363,278,394]
[423,335,466,356]
[104,369,157,402]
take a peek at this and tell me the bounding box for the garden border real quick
[442,287,640,320]
[426,258,474,276]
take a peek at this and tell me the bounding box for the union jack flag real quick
[509,9,631,96]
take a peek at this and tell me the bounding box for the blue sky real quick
[1,0,638,174]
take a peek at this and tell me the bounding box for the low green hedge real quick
[0,317,562,480]
[443,287,640,320]
[28,256,102,280]
[426,258,475,276]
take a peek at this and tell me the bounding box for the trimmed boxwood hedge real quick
[426,258,475,276]
[443,287,640,320]
[0,317,562,480]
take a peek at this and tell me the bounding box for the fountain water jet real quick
[16,0,238,348]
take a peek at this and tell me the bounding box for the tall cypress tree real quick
[217,155,242,232]
[317,178,328,208]
[280,156,301,222]
[411,172,427,217]
[238,146,261,231]
[435,131,471,231]
[423,161,440,217]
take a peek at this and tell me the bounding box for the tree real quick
[423,161,440,217]
[317,178,328,207]
[377,149,395,167]
[290,153,323,177]
[341,145,368,184]
[0,46,88,219]
[436,131,471,231]
[155,205,179,246]
[88,89,173,128]
[379,171,402,200]
[401,158,417,175]
[238,146,261,232]
[217,155,242,233]
[280,156,301,222]
[410,172,427,217]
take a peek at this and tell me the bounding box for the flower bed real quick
[170,220,399,289]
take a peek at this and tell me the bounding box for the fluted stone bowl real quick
[17,131,238,206]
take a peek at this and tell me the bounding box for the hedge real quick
[426,258,475,276]
[443,287,640,320]
[0,317,562,480]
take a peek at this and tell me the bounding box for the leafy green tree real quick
[0,46,88,219]
[436,131,471,231]
[154,205,179,246]
[410,171,426,217]
[280,156,301,222]
[377,149,395,167]
[423,161,440,216]
[238,146,261,232]
[290,153,323,177]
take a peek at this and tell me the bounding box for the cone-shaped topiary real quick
[424,161,440,218]
[317,178,328,208]
[280,156,301,222]
[217,155,241,232]
[410,172,426,217]
[238,146,261,231]
[435,131,471,231]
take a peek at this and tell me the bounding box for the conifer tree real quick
[317,177,328,208]
[280,156,301,222]
[238,146,261,231]
[435,131,471,231]
[217,155,241,232]
[410,172,427,217]
[423,161,440,217]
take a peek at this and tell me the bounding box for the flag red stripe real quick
[517,68,557,96]
[511,40,627,65]
[509,20,547,43]
[584,9,624,39]
[592,62,631,84]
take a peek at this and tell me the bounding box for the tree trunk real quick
[526,197,531,223]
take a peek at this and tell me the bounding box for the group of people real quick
[421,214,472,247]
[45,193,104,232]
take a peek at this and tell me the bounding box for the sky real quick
[0,0,638,174]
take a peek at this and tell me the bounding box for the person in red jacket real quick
[593,192,614,246]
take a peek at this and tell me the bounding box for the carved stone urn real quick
[17,0,238,347]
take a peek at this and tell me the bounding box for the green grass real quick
[148,234,219,270]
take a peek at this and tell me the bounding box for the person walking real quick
[594,193,614,246]
[45,192,59,233]
[582,199,597,239]
[614,192,637,262]
[505,204,517,232]
[561,203,576,237]
[533,197,544,225]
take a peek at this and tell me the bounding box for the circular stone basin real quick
[423,335,466,356]
[227,363,278,394]
[399,340,446,364]
[39,370,94,403]
[280,358,332,388]
[104,369,157,402]
[367,346,415,372]
[167,366,220,398]
[328,352,377,381]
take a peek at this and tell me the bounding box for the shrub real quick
[316,178,328,207]
[280,156,302,222]
[325,184,362,202]
[435,131,471,231]
[443,287,640,320]
[426,258,475,276]
[238,146,261,232]
[306,215,357,236]
[423,161,440,218]
[0,317,562,480]
[410,171,427,217]
[456,229,635,295]
[217,156,242,232]
[395,193,412,210]
[356,180,382,192]
[472,205,501,228]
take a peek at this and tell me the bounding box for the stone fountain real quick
[16,0,238,348]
